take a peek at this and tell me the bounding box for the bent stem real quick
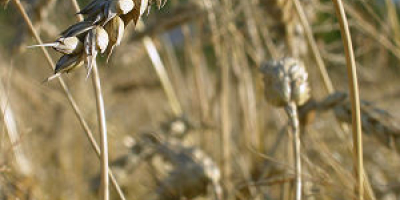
[331,0,364,200]
[91,61,109,200]
[285,102,301,200]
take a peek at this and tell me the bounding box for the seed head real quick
[104,16,125,60]
[30,0,168,80]
[260,58,310,107]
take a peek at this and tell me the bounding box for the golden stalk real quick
[331,0,364,199]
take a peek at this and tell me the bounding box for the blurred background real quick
[1,0,400,199]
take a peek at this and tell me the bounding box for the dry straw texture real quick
[2,0,400,200]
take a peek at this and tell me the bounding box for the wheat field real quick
[1,0,400,199]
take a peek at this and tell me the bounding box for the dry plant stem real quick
[142,36,183,116]
[292,0,334,94]
[13,0,125,199]
[137,21,182,116]
[0,80,31,176]
[202,0,232,189]
[91,61,109,200]
[294,2,374,198]
[331,0,364,200]
[285,103,302,200]
[68,1,109,199]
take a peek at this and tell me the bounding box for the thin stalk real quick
[69,1,109,199]
[292,0,334,94]
[13,0,126,199]
[0,79,31,176]
[138,20,182,117]
[142,36,183,116]
[331,1,364,200]
[285,102,301,200]
[91,61,109,200]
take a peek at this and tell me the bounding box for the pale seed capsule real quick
[113,0,135,15]
[104,16,125,60]
[28,37,83,55]
[85,26,109,55]
[260,58,310,107]
[55,37,84,54]
[95,26,109,54]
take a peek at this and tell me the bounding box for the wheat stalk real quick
[331,1,364,199]
[260,58,310,200]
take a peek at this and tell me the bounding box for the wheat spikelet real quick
[141,133,221,200]
[29,0,168,80]
[260,58,310,107]
[109,124,221,200]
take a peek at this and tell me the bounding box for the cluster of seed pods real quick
[260,58,310,107]
[31,0,167,81]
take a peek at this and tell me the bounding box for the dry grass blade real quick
[0,79,31,176]
[292,0,334,94]
[138,21,183,116]
[331,0,364,199]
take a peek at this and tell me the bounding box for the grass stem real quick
[285,102,302,200]
[91,61,109,200]
[331,0,364,199]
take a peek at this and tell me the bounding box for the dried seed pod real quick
[55,53,84,74]
[95,26,109,53]
[104,16,125,60]
[113,0,135,15]
[120,0,153,26]
[61,21,95,37]
[85,26,109,55]
[260,58,310,107]
[83,26,109,77]
[28,37,83,55]
[79,0,134,25]
[44,53,84,82]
